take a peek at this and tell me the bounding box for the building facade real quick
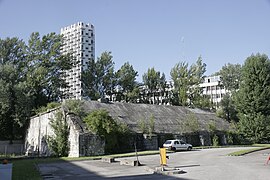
[200,75,227,108]
[61,22,95,99]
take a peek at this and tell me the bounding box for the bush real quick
[35,102,61,114]
[227,133,234,145]
[83,109,131,154]
[62,99,85,118]
[47,110,70,157]
[212,134,219,147]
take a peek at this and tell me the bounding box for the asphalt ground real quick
[38,147,270,180]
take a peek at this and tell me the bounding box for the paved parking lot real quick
[38,147,270,180]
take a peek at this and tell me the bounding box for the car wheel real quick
[187,146,192,151]
[171,147,176,151]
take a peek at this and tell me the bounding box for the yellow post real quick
[159,148,167,166]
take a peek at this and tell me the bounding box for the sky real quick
[1,0,270,82]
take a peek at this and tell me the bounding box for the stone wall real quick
[25,108,105,157]
[25,110,55,156]
[142,134,158,150]
[79,134,105,156]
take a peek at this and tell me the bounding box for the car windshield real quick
[164,140,172,144]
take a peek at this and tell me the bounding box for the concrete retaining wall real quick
[25,108,105,157]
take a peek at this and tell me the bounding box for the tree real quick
[157,73,169,104]
[0,64,20,141]
[126,87,140,103]
[25,32,73,108]
[138,118,147,133]
[235,53,270,143]
[116,62,138,102]
[83,109,130,153]
[142,67,161,104]
[82,52,115,100]
[219,63,242,92]
[170,62,189,106]
[170,57,207,107]
[138,115,155,138]
[0,33,73,142]
[0,38,30,142]
[148,114,155,138]
[95,52,115,100]
[179,113,200,134]
[82,58,99,100]
[218,93,238,122]
[62,99,86,118]
[47,110,70,157]
[188,56,207,107]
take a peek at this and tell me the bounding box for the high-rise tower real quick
[61,22,95,99]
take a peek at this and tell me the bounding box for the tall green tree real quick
[170,57,207,107]
[219,63,242,92]
[188,56,207,107]
[82,52,115,100]
[218,93,238,122]
[95,52,115,100]
[157,73,169,104]
[235,53,270,143]
[0,38,30,142]
[26,32,73,108]
[82,58,99,100]
[170,62,189,106]
[0,33,73,142]
[143,67,166,104]
[116,62,138,102]
[216,63,241,121]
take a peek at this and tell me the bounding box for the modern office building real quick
[200,75,227,108]
[60,22,95,99]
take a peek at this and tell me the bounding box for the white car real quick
[163,139,192,151]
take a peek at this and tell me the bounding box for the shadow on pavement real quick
[38,159,192,180]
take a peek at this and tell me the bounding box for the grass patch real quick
[10,150,162,180]
[11,158,64,180]
[228,144,270,156]
[252,144,270,148]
